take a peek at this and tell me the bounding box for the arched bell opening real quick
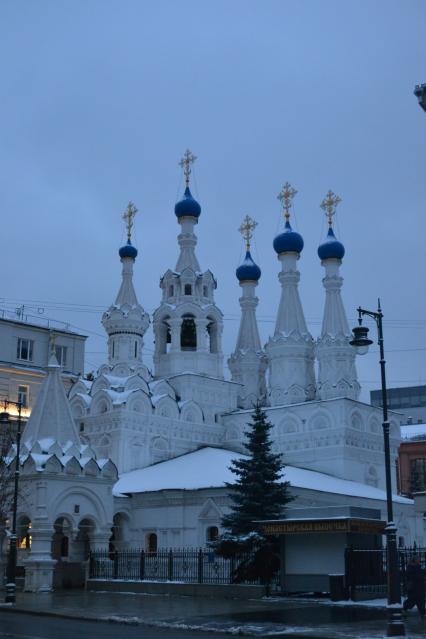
[181,314,197,351]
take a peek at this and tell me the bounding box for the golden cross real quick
[179,149,197,186]
[320,190,342,226]
[238,215,258,251]
[277,182,298,221]
[122,201,138,242]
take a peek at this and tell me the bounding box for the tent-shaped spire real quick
[22,351,80,449]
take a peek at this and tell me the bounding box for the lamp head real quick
[350,325,373,355]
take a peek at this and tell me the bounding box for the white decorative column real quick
[316,191,360,400]
[24,481,56,592]
[169,318,182,353]
[196,319,209,352]
[265,183,316,406]
[228,216,267,408]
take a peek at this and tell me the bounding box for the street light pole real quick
[350,301,405,637]
[0,400,23,604]
[414,83,426,112]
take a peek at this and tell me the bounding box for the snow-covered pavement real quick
[1,591,425,637]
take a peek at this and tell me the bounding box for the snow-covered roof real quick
[113,447,412,504]
[22,353,80,448]
[104,388,136,405]
[401,423,426,441]
[104,374,131,387]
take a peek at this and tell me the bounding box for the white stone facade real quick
[4,179,424,593]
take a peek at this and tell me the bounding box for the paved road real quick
[0,612,233,639]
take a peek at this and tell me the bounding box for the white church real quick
[3,152,424,592]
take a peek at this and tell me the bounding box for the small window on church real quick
[112,340,115,358]
[206,526,219,542]
[169,285,174,297]
[147,533,157,553]
[134,341,138,358]
[184,284,192,296]
[203,286,208,297]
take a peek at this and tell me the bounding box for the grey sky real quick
[1,0,425,402]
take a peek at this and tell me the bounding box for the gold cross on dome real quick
[277,182,298,221]
[320,190,342,226]
[238,215,258,251]
[122,201,138,241]
[179,149,197,186]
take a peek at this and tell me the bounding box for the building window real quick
[79,422,85,433]
[18,385,29,408]
[203,285,208,297]
[55,345,67,367]
[169,285,174,297]
[134,341,138,358]
[410,458,426,493]
[184,284,192,296]
[17,338,33,362]
[147,533,157,553]
[206,526,219,542]
[112,340,115,358]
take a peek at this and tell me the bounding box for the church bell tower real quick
[153,150,224,379]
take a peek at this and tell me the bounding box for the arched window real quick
[206,526,219,542]
[181,314,197,350]
[147,533,157,553]
[169,285,174,297]
[52,517,72,559]
[18,517,32,549]
[184,284,192,296]
[134,341,138,358]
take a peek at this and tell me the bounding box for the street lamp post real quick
[414,83,426,112]
[350,301,405,637]
[0,399,23,604]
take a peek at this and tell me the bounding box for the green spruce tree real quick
[216,404,293,587]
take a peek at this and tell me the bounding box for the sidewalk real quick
[1,589,425,637]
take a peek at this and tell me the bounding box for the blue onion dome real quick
[273,220,304,255]
[119,239,138,259]
[174,186,201,219]
[318,226,345,260]
[236,251,261,282]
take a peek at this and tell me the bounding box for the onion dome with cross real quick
[174,150,201,219]
[102,202,150,372]
[119,202,139,259]
[273,183,304,255]
[318,190,345,260]
[236,216,261,282]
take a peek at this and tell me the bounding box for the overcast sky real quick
[0,0,425,402]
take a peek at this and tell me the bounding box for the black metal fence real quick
[345,547,426,595]
[89,548,268,585]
